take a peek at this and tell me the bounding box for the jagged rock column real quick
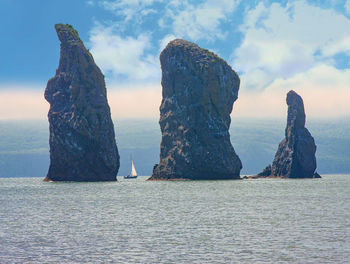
[44,24,119,181]
[149,39,242,180]
[268,90,319,178]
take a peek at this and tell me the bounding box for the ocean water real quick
[1,175,349,263]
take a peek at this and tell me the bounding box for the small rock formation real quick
[257,165,272,177]
[257,90,320,178]
[44,24,119,181]
[148,39,242,180]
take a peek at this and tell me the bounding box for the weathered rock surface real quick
[149,39,242,180]
[257,165,272,177]
[257,90,320,178]
[44,24,119,181]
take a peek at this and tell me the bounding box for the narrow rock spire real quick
[44,24,119,181]
[258,90,320,178]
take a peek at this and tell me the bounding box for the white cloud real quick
[86,0,94,6]
[321,36,350,57]
[89,23,160,83]
[345,0,350,14]
[101,0,240,41]
[101,0,162,22]
[164,0,240,41]
[97,0,241,76]
[232,0,350,90]
[6,1,350,121]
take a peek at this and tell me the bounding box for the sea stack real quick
[258,90,320,178]
[149,39,242,180]
[44,24,119,181]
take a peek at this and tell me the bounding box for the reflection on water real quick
[0,175,349,263]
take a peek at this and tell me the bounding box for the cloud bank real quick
[2,0,350,120]
[230,0,350,118]
[89,23,160,84]
[231,0,350,90]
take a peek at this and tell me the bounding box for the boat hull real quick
[124,176,138,179]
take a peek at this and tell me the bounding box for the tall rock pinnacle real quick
[44,24,119,181]
[258,90,319,178]
[149,39,242,180]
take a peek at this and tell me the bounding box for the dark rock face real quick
[258,165,272,177]
[149,39,242,180]
[262,90,319,178]
[44,24,119,181]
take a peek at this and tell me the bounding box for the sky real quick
[1,0,350,120]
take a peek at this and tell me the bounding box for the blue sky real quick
[1,0,350,119]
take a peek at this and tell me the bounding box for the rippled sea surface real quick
[1,175,350,263]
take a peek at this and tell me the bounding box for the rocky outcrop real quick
[257,90,320,178]
[257,165,272,177]
[44,24,119,181]
[148,39,242,180]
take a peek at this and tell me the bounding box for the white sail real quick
[130,160,138,177]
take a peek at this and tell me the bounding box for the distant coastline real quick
[0,118,349,178]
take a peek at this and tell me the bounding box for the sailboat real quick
[124,159,138,179]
